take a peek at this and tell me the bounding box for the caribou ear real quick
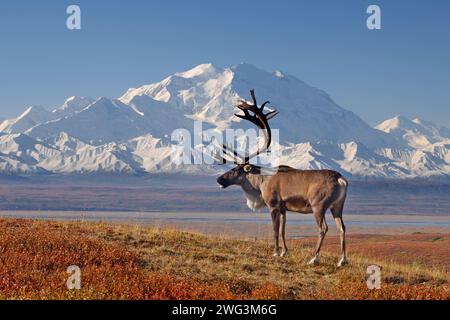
[243,164,252,173]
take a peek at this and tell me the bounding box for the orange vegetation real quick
[0,218,448,300]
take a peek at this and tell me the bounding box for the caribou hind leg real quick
[331,206,348,267]
[279,210,288,257]
[308,207,328,265]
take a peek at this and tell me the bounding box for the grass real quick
[0,218,448,300]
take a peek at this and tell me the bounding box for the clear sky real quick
[0,0,449,127]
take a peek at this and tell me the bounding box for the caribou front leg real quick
[279,210,288,257]
[270,208,281,257]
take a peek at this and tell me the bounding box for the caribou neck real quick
[242,173,266,193]
[240,173,269,211]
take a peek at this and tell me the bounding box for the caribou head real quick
[217,164,261,189]
[215,89,278,189]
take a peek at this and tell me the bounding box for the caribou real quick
[215,90,349,267]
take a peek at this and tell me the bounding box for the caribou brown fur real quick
[217,165,348,266]
[215,90,349,266]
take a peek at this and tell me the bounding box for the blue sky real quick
[0,0,449,127]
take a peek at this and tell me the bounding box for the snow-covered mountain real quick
[53,96,95,117]
[120,63,396,148]
[0,63,449,178]
[376,115,450,149]
[0,105,57,133]
[27,96,194,145]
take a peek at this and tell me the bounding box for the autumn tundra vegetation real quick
[0,218,448,300]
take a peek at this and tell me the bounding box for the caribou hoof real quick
[273,251,281,257]
[280,250,288,257]
[337,257,348,267]
[307,256,320,265]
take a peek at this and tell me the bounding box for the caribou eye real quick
[243,164,252,173]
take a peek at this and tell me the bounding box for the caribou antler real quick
[235,89,279,131]
[217,89,278,164]
[210,142,245,165]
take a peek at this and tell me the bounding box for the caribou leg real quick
[331,207,348,267]
[308,208,328,265]
[270,208,281,256]
[279,210,288,257]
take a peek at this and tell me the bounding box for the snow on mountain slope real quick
[27,95,195,145]
[123,134,174,172]
[126,94,197,135]
[0,155,46,175]
[0,133,61,164]
[0,130,213,175]
[0,129,448,177]
[0,133,57,174]
[0,131,140,174]
[1,63,449,177]
[27,97,135,144]
[120,63,397,148]
[278,141,410,177]
[120,63,238,129]
[0,106,57,134]
[376,115,450,149]
[372,115,450,176]
[43,132,88,154]
[53,96,95,117]
[429,142,450,164]
[121,134,215,174]
[38,142,137,174]
[412,118,450,139]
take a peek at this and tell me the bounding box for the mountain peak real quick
[65,96,77,102]
[376,115,447,134]
[412,117,436,127]
[175,63,220,79]
[20,105,48,117]
[54,96,95,117]
[117,62,396,148]
[96,96,112,103]
[375,115,415,133]
[375,115,450,149]
[0,105,55,134]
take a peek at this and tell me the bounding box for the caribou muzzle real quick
[216,175,230,188]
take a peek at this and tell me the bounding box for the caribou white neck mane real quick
[240,174,268,211]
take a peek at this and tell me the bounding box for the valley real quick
[0,175,449,215]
